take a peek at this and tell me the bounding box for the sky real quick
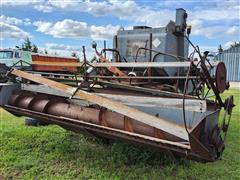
[0,0,239,58]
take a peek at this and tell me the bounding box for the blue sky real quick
[1,0,239,57]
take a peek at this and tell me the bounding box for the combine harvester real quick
[0,9,234,162]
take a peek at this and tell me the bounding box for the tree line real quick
[21,37,239,56]
[218,41,240,53]
[20,37,78,57]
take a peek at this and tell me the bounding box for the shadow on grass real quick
[55,130,187,167]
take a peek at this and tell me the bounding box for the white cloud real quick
[36,0,173,27]
[188,19,227,39]
[32,0,240,40]
[190,9,239,22]
[188,17,240,39]
[193,27,225,39]
[34,19,120,40]
[188,0,240,21]
[23,18,32,26]
[1,0,44,6]
[224,41,235,48]
[46,0,79,9]
[0,15,23,25]
[188,45,219,55]
[0,22,30,40]
[90,24,120,39]
[29,0,239,26]
[226,26,240,36]
[37,47,75,57]
[34,19,90,38]
[185,0,239,39]
[223,41,240,49]
[2,0,173,27]
[0,15,32,26]
[2,0,239,40]
[197,45,218,53]
[38,43,95,59]
[0,15,32,40]
[45,43,80,51]
[3,0,239,24]
[34,4,54,13]
[33,21,53,32]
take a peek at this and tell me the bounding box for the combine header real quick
[0,9,234,162]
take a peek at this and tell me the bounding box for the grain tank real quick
[113,8,189,76]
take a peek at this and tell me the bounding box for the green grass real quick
[0,89,239,179]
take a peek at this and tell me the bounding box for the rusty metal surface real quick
[97,80,199,99]
[6,105,215,160]
[7,90,185,142]
[21,84,207,113]
[32,54,78,72]
[95,52,126,76]
[4,104,189,151]
[31,61,219,68]
[85,75,200,80]
[3,68,232,161]
[28,94,50,112]
[4,104,218,161]
[4,86,226,161]
[215,62,227,93]
[9,69,189,141]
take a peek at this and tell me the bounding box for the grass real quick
[0,89,239,179]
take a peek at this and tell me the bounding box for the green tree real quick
[32,44,38,53]
[21,37,32,51]
[21,37,38,53]
[233,41,240,47]
[218,44,223,53]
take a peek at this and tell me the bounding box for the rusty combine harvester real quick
[0,9,235,162]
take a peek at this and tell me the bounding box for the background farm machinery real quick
[0,9,234,162]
